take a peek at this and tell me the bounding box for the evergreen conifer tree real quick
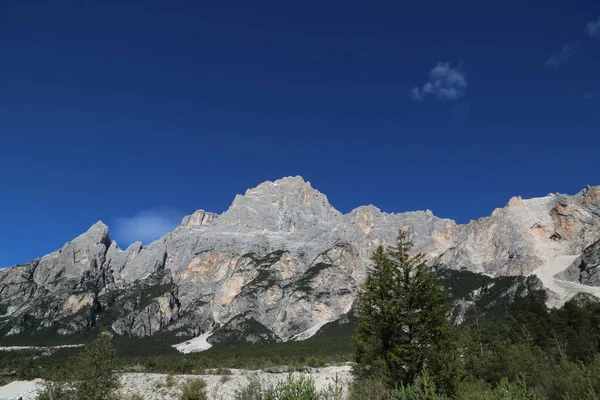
[353,230,451,388]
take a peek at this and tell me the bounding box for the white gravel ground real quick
[530,255,600,307]
[0,365,352,400]
[0,379,43,400]
[0,345,83,352]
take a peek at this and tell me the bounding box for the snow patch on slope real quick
[172,331,213,354]
[291,321,329,341]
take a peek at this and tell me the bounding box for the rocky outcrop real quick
[434,189,600,276]
[558,240,600,286]
[0,177,599,344]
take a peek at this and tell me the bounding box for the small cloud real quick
[586,17,600,38]
[545,43,577,67]
[113,207,182,246]
[410,87,425,102]
[411,62,467,102]
[584,92,592,100]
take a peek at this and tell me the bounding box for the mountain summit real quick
[1,178,599,346]
[217,176,341,232]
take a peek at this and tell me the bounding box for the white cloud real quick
[411,62,467,102]
[586,17,600,38]
[113,207,182,245]
[545,43,577,67]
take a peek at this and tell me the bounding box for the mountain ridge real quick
[12,176,594,263]
[1,177,599,347]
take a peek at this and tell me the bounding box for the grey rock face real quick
[1,176,599,343]
[434,189,600,276]
[558,240,600,285]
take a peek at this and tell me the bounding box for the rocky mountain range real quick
[1,177,599,349]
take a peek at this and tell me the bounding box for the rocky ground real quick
[0,379,43,400]
[530,255,600,307]
[0,365,352,400]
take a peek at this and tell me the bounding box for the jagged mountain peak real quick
[72,220,110,245]
[239,176,320,202]
[216,176,341,232]
[90,220,109,229]
[249,175,313,192]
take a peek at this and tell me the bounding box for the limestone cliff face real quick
[434,187,600,276]
[0,177,599,342]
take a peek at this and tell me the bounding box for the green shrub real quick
[165,374,176,388]
[234,375,264,400]
[349,378,392,400]
[179,379,207,400]
[306,356,326,368]
[455,377,547,400]
[36,381,75,400]
[235,374,330,400]
[216,367,233,375]
[391,372,449,400]
[264,375,320,400]
[455,379,495,400]
[321,373,344,400]
[493,377,546,400]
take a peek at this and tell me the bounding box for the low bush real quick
[264,375,320,400]
[234,374,342,400]
[165,374,176,388]
[179,379,207,400]
[234,375,263,400]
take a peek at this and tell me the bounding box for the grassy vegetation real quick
[0,327,99,346]
[179,379,207,400]
[208,314,280,345]
[0,324,352,382]
[119,331,351,375]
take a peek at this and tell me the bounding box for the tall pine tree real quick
[353,230,451,388]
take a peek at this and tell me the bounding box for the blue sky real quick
[1,0,599,267]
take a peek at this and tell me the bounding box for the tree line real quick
[351,231,600,399]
